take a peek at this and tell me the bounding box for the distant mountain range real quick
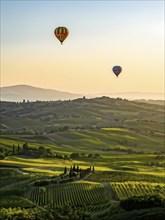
[0,85,164,102]
[0,85,82,102]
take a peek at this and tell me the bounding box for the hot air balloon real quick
[54,27,69,45]
[112,66,122,77]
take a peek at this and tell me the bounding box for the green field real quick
[0,98,165,219]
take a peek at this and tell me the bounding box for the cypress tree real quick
[73,164,76,171]
[64,166,67,174]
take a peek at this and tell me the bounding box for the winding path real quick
[102,182,119,204]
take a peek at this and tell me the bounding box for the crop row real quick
[81,202,112,217]
[28,181,108,207]
[110,182,165,200]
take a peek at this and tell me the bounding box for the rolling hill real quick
[0,85,82,102]
[0,96,164,153]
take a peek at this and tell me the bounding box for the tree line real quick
[0,143,69,160]
[0,144,101,160]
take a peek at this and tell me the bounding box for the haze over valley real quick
[1,85,164,102]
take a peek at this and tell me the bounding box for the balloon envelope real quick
[54,27,69,44]
[112,66,122,77]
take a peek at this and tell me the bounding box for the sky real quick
[1,0,164,95]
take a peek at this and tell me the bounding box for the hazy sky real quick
[1,0,164,94]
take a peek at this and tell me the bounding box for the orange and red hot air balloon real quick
[54,27,69,45]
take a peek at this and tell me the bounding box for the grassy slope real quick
[1,125,164,153]
[0,153,164,180]
[0,97,164,179]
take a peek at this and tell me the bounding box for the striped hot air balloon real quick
[54,27,69,45]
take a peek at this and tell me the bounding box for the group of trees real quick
[0,143,70,160]
[0,204,91,220]
[34,164,94,186]
[0,142,102,160]
[70,152,101,159]
[120,195,163,211]
[155,155,164,160]
[67,164,94,179]
[102,146,144,155]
